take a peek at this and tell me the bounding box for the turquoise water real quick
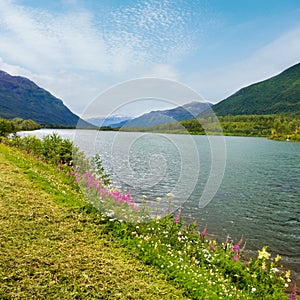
[20,129,300,277]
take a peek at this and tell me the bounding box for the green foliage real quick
[0,118,15,136]
[102,216,289,299]
[0,117,40,137]
[126,114,300,141]
[5,133,77,165]
[90,153,111,185]
[42,133,73,164]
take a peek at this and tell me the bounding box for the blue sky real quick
[0,0,300,117]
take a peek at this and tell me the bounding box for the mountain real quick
[0,70,80,126]
[212,62,300,116]
[86,115,133,127]
[114,101,212,128]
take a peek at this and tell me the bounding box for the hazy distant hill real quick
[212,62,300,116]
[114,101,212,128]
[0,70,80,126]
[86,115,133,127]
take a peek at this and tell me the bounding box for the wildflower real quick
[289,283,297,300]
[200,224,207,238]
[232,244,239,251]
[225,234,230,245]
[258,246,271,260]
[245,261,249,267]
[174,209,181,224]
[251,287,256,292]
[237,235,243,246]
[156,197,161,202]
[233,254,238,262]
[275,254,281,262]
[240,241,246,252]
[166,192,174,198]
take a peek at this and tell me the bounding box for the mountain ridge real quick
[211,62,300,116]
[113,101,212,128]
[0,70,80,126]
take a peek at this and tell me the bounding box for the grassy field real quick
[0,144,190,299]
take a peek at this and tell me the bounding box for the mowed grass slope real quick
[0,144,190,299]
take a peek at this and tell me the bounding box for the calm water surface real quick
[20,129,300,277]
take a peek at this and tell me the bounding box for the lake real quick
[19,129,300,278]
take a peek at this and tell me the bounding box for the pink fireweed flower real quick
[113,191,121,199]
[289,284,297,300]
[233,254,239,262]
[200,224,207,238]
[174,209,181,224]
[240,241,247,252]
[99,188,106,198]
[237,235,243,246]
[93,180,99,187]
[232,244,240,251]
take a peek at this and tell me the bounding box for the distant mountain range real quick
[212,62,300,116]
[1,62,299,128]
[86,115,133,127]
[112,101,212,128]
[0,70,80,126]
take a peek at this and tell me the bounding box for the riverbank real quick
[0,141,297,299]
[0,144,189,299]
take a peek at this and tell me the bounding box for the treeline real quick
[120,115,300,141]
[0,117,41,137]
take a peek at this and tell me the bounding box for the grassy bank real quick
[0,141,297,299]
[0,144,189,299]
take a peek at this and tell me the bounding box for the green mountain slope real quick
[212,62,300,116]
[0,70,79,126]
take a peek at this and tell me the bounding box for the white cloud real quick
[0,0,201,115]
[144,64,180,81]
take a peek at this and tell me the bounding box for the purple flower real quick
[289,284,297,300]
[200,224,207,238]
[232,244,240,251]
[174,210,181,224]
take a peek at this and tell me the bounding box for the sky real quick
[0,0,300,118]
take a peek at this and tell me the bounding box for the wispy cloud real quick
[0,0,200,74]
[0,0,203,114]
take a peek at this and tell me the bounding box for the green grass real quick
[0,144,190,299]
[0,142,297,299]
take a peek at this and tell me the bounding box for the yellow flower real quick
[156,197,161,202]
[258,246,271,260]
[275,254,281,262]
[285,270,291,279]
